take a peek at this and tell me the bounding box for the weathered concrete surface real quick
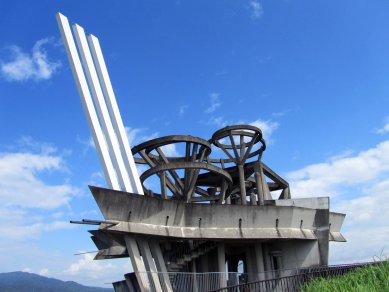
[101,222,317,240]
[90,186,341,240]
[329,212,347,242]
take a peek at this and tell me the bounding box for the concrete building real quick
[56,13,346,291]
[86,126,345,291]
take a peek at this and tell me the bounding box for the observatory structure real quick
[57,13,346,292]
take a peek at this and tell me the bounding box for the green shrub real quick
[300,261,389,292]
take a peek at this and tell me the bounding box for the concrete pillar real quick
[245,246,257,282]
[262,243,271,280]
[254,162,264,205]
[254,243,266,281]
[137,238,163,292]
[199,253,208,273]
[124,236,150,291]
[261,167,272,200]
[191,260,198,292]
[149,241,173,292]
[217,243,227,288]
[238,165,247,205]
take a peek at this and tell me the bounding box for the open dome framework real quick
[131,125,290,206]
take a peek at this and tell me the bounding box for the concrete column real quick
[199,254,208,273]
[262,243,271,280]
[217,243,227,288]
[137,238,163,292]
[245,246,256,282]
[261,166,272,200]
[254,162,264,205]
[191,260,198,292]
[254,243,265,280]
[124,236,150,291]
[238,165,247,205]
[149,241,173,292]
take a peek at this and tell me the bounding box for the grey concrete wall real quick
[90,186,330,240]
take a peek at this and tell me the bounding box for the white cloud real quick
[0,152,78,209]
[287,141,389,197]
[39,268,50,277]
[76,135,95,156]
[204,93,221,113]
[0,214,75,240]
[125,127,159,147]
[205,118,278,143]
[249,0,263,19]
[286,140,389,264]
[62,255,133,287]
[329,178,389,264]
[376,116,389,135]
[126,126,179,158]
[335,178,389,225]
[330,226,389,264]
[161,144,179,157]
[0,140,81,240]
[178,105,188,117]
[250,119,279,142]
[207,116,227,127]
[1,38,61,82]
[66,253,115,279]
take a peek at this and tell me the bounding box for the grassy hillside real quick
[301,261,389,292]
[0,271,114,292]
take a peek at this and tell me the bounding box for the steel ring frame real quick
[132,135,211,157]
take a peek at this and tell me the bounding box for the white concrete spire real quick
[56,12,143,194]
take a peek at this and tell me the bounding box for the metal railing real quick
[209,261,384,292]
[114,261,385,292]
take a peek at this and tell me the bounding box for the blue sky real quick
[1,0,389,287]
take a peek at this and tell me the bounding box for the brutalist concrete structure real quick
[56,12,345,292]
[81,125,346,291]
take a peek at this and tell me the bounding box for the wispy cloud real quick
[204,93,221,113]
[178,105,188,117]
[205,118,279,142]
[0,152,78,209]
[66,253,115,278]
[250,119,279,143]
[0,139,80,240]
[64,254,132,286]
[376,116,389,135]
[249,0,263,20]
[207,116,228,128]
[75,135,95,157]
[126,126,179,156]
[286,139,389,264]
[1,38,61,82]
[287,141,389,198]
[272,109,291,118]
[125,127,159,146]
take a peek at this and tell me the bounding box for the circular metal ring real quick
[211,125,264,150]
[132,135,211,157]
[209,125,266,163]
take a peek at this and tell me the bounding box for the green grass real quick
[300,261,389,292]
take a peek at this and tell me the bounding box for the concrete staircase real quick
[165,241,217,272]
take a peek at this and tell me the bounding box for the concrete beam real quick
[149,241,173,292]
[217,243,227,288]
[136,238,163,292]
[124,236,150,291]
